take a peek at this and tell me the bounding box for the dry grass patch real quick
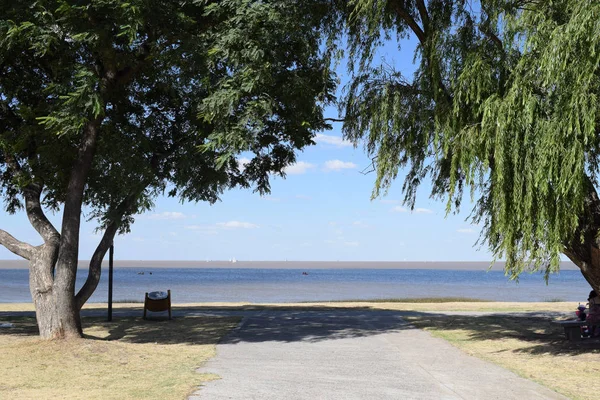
[406,314,600,400]
[0,315,239,400]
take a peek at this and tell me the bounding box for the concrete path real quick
[190,309,567,400]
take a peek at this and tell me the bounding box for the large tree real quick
[0,0,335,339]
[336,0,600,288]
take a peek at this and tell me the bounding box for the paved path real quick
[190,309,567,400]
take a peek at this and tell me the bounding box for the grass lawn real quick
[0,315,240,400]
[406,314,600,400]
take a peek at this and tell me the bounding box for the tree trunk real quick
[563,176,600,294]
[564,245,600,295]
[29,246,81,339]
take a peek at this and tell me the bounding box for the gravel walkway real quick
[189,309,568,400]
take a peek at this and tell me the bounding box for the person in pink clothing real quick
[587,290,600,337]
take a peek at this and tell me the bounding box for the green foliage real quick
[337,0,600,279]
[0,0,335,231]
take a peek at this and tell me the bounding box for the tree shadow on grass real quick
[3,306,595,353]
[86,306,417,345]
[0,313,240,346]
[0,316,39,336]
[0,306,417,344]
[80,305,418,344]
[85,315,241,345]
[407,314,600,356]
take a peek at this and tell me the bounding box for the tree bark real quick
[563,176,600,294]
[20,182,84,339]
[28,244,82,339]
[564,247,600,295]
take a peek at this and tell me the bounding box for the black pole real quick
[108,244,114,322]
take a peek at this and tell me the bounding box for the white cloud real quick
[415,208,433,214]
[392,206,409,213]
[148,212,187,220]
[216,221,259,229]
[344,241,360,247]
[457,228,476,234]
[323,160,358,172]
[238,157,251,170]
[284,161,315,175]
[352,220,372,228]
[315,133,353,148]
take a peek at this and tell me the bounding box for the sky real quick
[0,35,493,262]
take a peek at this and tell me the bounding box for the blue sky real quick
[0,36,493,262]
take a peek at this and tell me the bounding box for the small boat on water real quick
[302,271,308,276]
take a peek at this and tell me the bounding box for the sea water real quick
[0,267,590,303]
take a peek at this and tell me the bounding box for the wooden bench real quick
[557,320,588,341]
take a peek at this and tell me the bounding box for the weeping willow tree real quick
[338,0,600,289]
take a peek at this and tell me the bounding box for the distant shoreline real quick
[0,259,580,271]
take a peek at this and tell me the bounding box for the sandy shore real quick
[0,301,576,313]
[0,259,580,270]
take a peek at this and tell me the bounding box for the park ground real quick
[1,300,599,399]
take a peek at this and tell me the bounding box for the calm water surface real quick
[0,267,590,303]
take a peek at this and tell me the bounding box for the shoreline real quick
[0,259,580,270]
[0,300,576,313]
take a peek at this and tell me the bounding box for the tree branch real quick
[57,42,151,287]
[55,117,104,292]
[23,184,60,245]
[3,152,23,176]
[388,0,452,105]
[360,156,377,175]
[74,219,119,309]
[389,0,425,44]
[415,0,429,32]
[0,229,35,260]
[74,194,138,309]
[4,153,60,244]
[479,24,503,49]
